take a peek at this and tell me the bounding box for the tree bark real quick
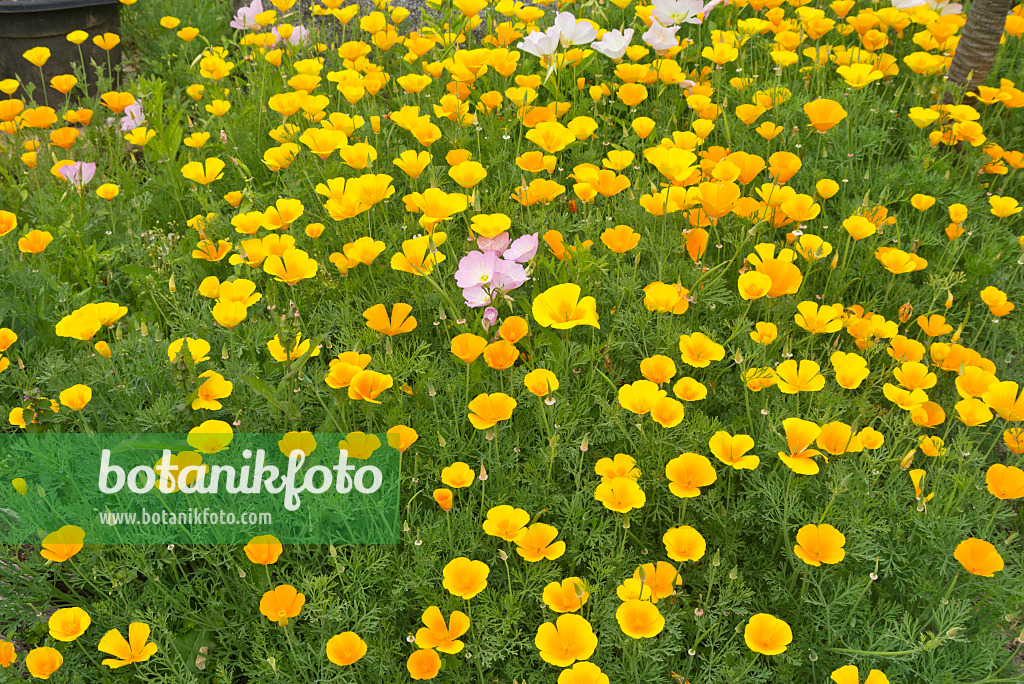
[944,0,1013,93]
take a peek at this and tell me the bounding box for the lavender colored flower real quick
[59,162,96,187]
[455,250,498,289]
[491,259,529,291]
[476,232,509,253]
[462,286,493,308]
[119,102,144,132]
[503,232,539,263]
[273,25,310,46]
[230,0,263,31]
[482,307,499,331]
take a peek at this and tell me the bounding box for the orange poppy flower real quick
[442,557,489,599]
[803,98,847,133]
[709,431,760,470]
[482,505,530,541]
[363,303,416,336]
[482,340,519,370]
[534,614,597,667]
[415,606,470,653]
[498,316,530,344]
[618,380,667,415]
[259,585,305,626]
[664,525,707,562]
[407,648,441,680]
[244,534,283,565]
[40,525,84,562]
[744,613,792,655]
[467,392,517,429]
[617,599,665,639]
[600,224,641,253]
[793,523,846,566]
[347,370,393,403]
[524,368,559,397]
[326,632,367,666]
[594,476,647,513]
[779,418,823,475]
[953,538,1004,577]
[515,523,566,561]
[541,576,591,619]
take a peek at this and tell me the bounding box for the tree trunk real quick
[945,0,1013,93]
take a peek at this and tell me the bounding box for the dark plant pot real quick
[0,0,122,108]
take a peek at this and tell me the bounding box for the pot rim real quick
[0,0,120,13]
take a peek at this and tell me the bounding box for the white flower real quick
[642,18,681,53]
[591,28,634,61]
[925,0,963,13]
[517,26,561,58]
[891,0,959,10]
[553,12,598,47]
[651,0,717,26]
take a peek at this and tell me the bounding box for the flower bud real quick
[900,450,915,470]
[898,301,913,323]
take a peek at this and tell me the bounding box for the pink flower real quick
[503,233,539,263]
[231,0,263,30]
[455,251,499,290]
[60,162,96,187]
[476,232,510,252]
[491,259,528,291]
[482,307,499,331]
[273,24,309,45]
[119,102,145,132]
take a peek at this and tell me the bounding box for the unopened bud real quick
[499,549,508,561]
[712,549,721,567]
[946,627,961,639]
[168,275,176,293]
[900,450,916,470]
[329,543,337,558]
